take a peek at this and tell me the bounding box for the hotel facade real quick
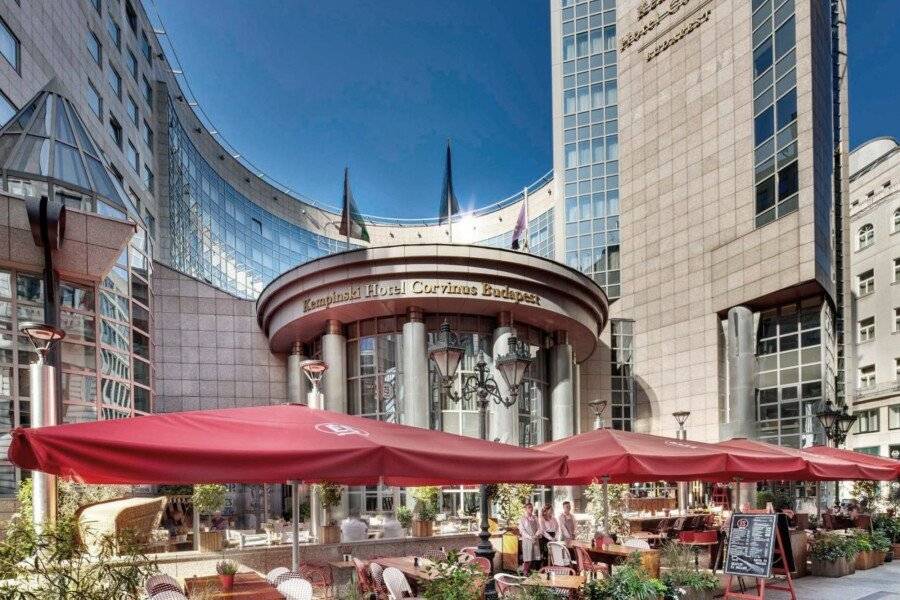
[1,0,893,517]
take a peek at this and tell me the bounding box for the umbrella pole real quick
[602,476,610,534]
[733,477,741,511]
[291,481,300,571]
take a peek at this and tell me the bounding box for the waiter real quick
[519,502,541,575]
[558,501,576,544]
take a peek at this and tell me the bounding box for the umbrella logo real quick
[315,423,370,437]
[663,440,698,449]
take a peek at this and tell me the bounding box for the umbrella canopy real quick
[715,438,898,481]
[8,404,567,486]
[803,445,900,479]
[535,428,808,484]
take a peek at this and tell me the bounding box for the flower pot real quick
[219,574,235,592]
[412,519,433,537]
[319,524,340,544]
[855,550,879,570]
[198,530,223,552]
[811,557,854,578]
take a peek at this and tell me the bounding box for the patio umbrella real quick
[9,403,568,571]
[793,444,899,480]
[535,428,809,485]
[715,438,898,481]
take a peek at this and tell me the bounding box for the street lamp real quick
[588,399,608,430]
[298,358,329,561]
[299,359,328,407]
[428,319,533,567]
[815,400,841,439]
[815,400,858,509]
[20,322,65,533]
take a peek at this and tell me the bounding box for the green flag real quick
[338,167,369,243]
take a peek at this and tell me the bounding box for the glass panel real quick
[53,142,90,189]
[100,319,130,351]
[11,135,50,176]
[60,311,95,343]
[61,342,96,371]
[101,378,130,408]
[62,372,97,403]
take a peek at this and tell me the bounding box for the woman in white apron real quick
[519,502,540,575]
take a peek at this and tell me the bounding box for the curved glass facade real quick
[167,104,350,299]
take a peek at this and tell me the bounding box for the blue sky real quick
[152,1,898,217]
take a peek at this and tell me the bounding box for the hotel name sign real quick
[301,280,542,313]
[622,0,712,61]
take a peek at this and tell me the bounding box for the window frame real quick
[126,140,139,173]
[856,408,880,434]
[889,404,900,431]
[858,223,874,250]
[86,80,103,121]
[108,113,122,148]
[858,316,875,342]
[87,31,103,66]
[857,269,875,297]
[0,16,20,73]
[106,13,121,50]
[107,63,122,99]
[858,364,876,390]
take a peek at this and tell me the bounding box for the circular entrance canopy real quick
[257,244,609,361]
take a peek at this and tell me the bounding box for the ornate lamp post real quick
[20,321,65,533]
[815,400,858,508]
[428,319,533,566]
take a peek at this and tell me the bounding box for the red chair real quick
[678,530,696,543]
[574,545,609,578]
[593,534,614,550]
[368,562,390,600]
[460,546,478,557]
[352,558,375,598]
[298,563,334,599]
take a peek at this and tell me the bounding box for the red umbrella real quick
[716,438,898,481]
[8,404,567,486]
[535,428,808,484]
[803,445,900,479]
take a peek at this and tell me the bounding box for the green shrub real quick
[873,514,900,543]
[410,487,440,522]
[396,505,413,529]
[870,530,892,553]
[314,482,343,526]
[582,552,667,600]
[659,542,718,592]
[216,559,238,575]
[811,532,858,562]
[421,551,482,600]
[192,484,228,516]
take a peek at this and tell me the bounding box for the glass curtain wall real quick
[610,319,634,430]
[561,0,620,299]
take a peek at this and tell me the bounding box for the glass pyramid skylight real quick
[0,78,130,214]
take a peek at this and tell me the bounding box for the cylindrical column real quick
[321,320,349,520]
[550,331,574,509]
[286,342,308,405]
[291,481,300,571]
[677,428,690,513]
[402,307,429,428]
[30,360,57,532]
[723,306,757,439]
[490,312,518,445]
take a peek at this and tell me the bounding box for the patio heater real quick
[296,359,329,568]
[816,400,858,507]
[20,321,66,533]
[672,411,691,513]
[588,399,608,430]
[299,359,328,407]
[429,319,533,571]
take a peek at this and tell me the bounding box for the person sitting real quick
[341,510,369,542]
[381,512,404,539]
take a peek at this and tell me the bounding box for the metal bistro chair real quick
[298,563,334,598]
[353,557,377,598]
[470,555,492,575]
[277,577,313,600]
[547,541,573,568]
[145,573,182,596]
[493,573,525,597]
[369,562,390,599]
[574,545,608,578]
[382,566,424,600]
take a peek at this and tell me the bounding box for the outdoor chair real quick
[471,556,492,574]
[539,565,576,576]
[494,573,525,597]
[148,591,188,600]
[75,496,167,555]
[573,545,608,577]
[298,563,334,598]
[624,538,651,550]
[382,566,423,600]
[145,573,182,596]
[353,558,376,598]
[277,577,313,600]
[369,562,390,598]
[547,541,573,567]
[265,566,290,585]
[272,570,304,587]
[460,546,478,557]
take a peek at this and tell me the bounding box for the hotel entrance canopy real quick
[8,404,567,486]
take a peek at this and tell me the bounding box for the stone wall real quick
[152,263,286,413]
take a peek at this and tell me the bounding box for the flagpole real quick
[523,186,529,253]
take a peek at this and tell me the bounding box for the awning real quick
[803,445,900,480]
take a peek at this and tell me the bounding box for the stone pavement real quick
[762,559,900,599]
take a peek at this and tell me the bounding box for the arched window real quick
[858,223,874,250]
[893,207,900,233]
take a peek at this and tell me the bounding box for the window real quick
[0,17,20,72]
[897,358,900,381]
[108,114,122,148]
[140,31,152,62]
[125,1,138,33]
[859,316,875,342]
[0,88,15,124]
[142,76,152,106]
[87,31,102,66]
[106,14,121,50]
[855,446,880,456]
[86,81,103,120]
[126,49,138,80]
[143,209,156,238]
[142,164,153,192]
[857,269,875,297]
[894,207,900,233]
[894,258,900,283]
[890,404,900,430]
[856,408,879,434]
[107,64,121,99]
[126,95,138,126]
[142,119,153,148]
[895,307,900,333]
[858,223,874,249]
[90,0,101,13]
[126,141,138,172]
[250,217,262,235]
[859,365,875,389]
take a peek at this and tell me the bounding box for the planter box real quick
[893,544,900,560]
[198,531,223,552]
[811,557,854,578]
[855,550,880,571]
[412,519,433,537]
[679,590,715,600]
[319,524,340,544]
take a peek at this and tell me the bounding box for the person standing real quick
[519,502,540,575]
[558,501,576,544]
[539,505,558,565]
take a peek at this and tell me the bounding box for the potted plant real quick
[660,542,719,600]
[216,559,238,592]
[873,514,900,560]
[421,551,483,600]
[193,484,228,552]
[810,532,858,577]
[396,505,413,536]
[411,487,440,537]
[852,530,879,570]
[314,482,343,544]
[582,553,667,600]
[870,530,892,565]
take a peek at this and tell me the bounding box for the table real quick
[184,572,283,599]
[524,574,585,590]
[676,539,718,570]
[574,542,661,578]
[628,531,668,547]
[375,556,440,582]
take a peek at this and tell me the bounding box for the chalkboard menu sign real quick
[724,514,777,578]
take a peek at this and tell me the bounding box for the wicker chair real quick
[272,570,304,587]
[148,591,188,600]
[75,496,167,555]
[145,573,182,596]
[298,563,334,598]
[382,566,423,600]
[573,545,608,577]
[538,566,577,599]
[547,541,573,567]
[494,573,525,597]
[265,567,290,585]
[277,578,313,600]
[353,558,376,598]
[470,556,491,575]
[369,562,390,599]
